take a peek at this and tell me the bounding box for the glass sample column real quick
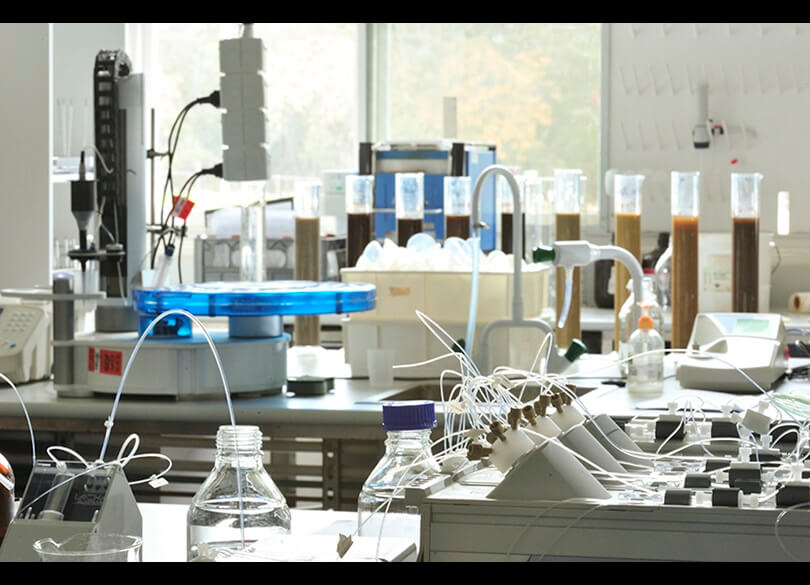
[671,172,700,349]
[346,175,374,268]
[395,173,424,247]
[294,181,321,346]
[444,176,471,240]
[614,174,644,349]
[731,172,762,313]
[554,169,583,347]
[499,174,526,255]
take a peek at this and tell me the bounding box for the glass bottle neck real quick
[384,430,433,456]
[215,425,264,468]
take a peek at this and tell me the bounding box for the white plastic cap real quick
[738,446,752,462]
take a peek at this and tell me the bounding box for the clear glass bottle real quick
[357,401,442,550]
[187,425,290,561]
[627,307,665,395]
[618,276,663,375]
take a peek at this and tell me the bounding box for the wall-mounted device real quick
[219,23,271,181]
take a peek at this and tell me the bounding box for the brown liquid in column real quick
[671,216,699,348]
[500,212,526,256]
[397,218,423,247]
[445,215,471,240]
[614,212,642,349]
[733,217,759,313]
[295,216,321,346]
[555,212,581,347]
[347,213,373,268]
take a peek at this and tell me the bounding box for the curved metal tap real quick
[471,165,524,321]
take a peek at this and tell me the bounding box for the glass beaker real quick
[731,172,762,313]
[346,175,374,268]
[33,533,142,562]
[554,169,584,347]
[614,174,644,349]
[671,171,700,349]
[443,176,471,240]
[395,173,424,246]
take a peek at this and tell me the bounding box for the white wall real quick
[0,23,52,289]
[607,23,810,309]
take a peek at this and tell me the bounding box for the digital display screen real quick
[734,318,771,334]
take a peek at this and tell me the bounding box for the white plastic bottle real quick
[627,308,665,395]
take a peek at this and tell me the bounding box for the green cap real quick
[564,339,588,362]
[532,245,555,263]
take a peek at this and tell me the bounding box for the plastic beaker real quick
[33,533,142,562]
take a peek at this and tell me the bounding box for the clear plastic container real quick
[731,172,762,313]
[357,401,442,551]
[346,175,375,268]
[444,176,471,240]
[33,533,142,562]
[618,276,663,376]
[295,181,322,346]
[188,425,291,561]
[671,171,699,349]
[395,173,424,247]
[614,174,644,349]
[627,307,665,395]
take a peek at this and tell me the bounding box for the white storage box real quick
[341,266,551,378]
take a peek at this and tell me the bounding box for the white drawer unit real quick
[0,304,50,384]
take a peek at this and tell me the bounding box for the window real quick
[149,22,360,216]
[373,22,602,219]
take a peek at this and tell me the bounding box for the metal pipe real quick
[471,165,524,321]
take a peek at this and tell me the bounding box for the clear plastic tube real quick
[98,308,247,548]
[465,235,481,356]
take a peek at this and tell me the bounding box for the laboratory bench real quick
[0,368,444,512]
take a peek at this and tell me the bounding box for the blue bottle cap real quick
[382,401,437,432]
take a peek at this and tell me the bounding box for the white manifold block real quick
[219,33,271,181]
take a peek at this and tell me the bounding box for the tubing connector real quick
[535,394,551,417]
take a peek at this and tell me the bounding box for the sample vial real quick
[671,171,700,349]
[294,181,321,347]
[614,174,644,349]
[395,173,424,247]
[554,169,584,347]
[346,175,374,268]
[443,176,471,240]
[731,172,762,313]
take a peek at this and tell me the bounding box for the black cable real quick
[177,223,187,284]
[154,91,221,268]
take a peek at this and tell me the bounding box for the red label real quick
[88,347,95,372]
[99,349,123,376]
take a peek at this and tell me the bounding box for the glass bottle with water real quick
[187,425,290,560]
[618,275,663,375]
[357,401,442,550]
[627,307,665,395]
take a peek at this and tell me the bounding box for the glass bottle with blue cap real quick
[357,401,442,550]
